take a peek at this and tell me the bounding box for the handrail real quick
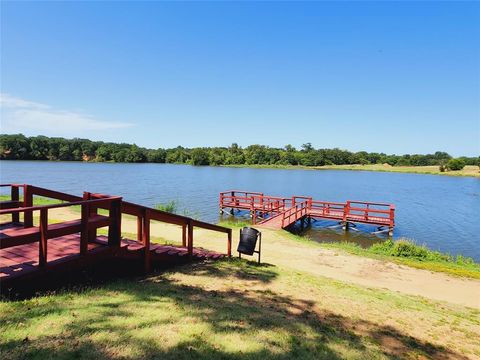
[348,200,393,208]
[1,184,232,275]
[0,184,25,222]
[220,190,264,196]
[219,190,395,230]
[91,193,232,268]
[0,196,122,215]
[0,183,25,188]
[348,207,392,215]
[281,200,308,228]
[311,200,345,206]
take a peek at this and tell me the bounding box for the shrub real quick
[390,239,429,259]
[155,200,178,213]
[446,158,466,171]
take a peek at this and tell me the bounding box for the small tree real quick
[446,158,466,171]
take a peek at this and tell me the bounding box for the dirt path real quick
[48,208,480,309]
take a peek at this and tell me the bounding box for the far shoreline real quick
[221,163,480,178]
[1,159,479,178]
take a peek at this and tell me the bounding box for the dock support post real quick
[388,227,393,237]
[342,222,350,231]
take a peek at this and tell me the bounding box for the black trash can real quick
[237,227,262,262]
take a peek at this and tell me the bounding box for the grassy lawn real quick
[1,259,479,360]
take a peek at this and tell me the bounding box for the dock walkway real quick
[220,190,395,234]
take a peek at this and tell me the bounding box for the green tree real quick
[191,148,210,165]
[446,158,466,171]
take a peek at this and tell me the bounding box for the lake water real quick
[1,161,479,260]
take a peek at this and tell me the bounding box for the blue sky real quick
[1,1,479,156]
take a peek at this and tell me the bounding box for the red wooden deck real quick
[220,190,395,234]
[0,184,232,293]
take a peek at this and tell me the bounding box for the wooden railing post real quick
[187,219,193,257]
[343,202,349,222]
[182,224,187,247]
[39,208,48,267]
[227,229,232,257]
[23,184,33,228]
[84,192,97,242]
[108,198,122,247]
[11,185,20,223]
[142,209,151,273]
[80,202,90,255]
[137,216,143,243]
[390,206,395,227]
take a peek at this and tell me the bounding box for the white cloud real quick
[0,93,133,136]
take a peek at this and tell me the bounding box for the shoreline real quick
[2,159,479,177]
[221,163,480,177]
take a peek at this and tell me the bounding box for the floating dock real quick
[0,184,232,293]
[220,190,395,235]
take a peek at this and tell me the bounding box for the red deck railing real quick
[281,200,309,228]
[1,184,232,274]
[220,190,395,230]
[0,196,122,267]
[91,194,232,271]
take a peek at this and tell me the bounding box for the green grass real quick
[221,220,480,279]
[320,239,480,279]
[1,259,478,359]
[0,195,64,206]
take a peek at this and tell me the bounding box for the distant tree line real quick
[1,134,478,169]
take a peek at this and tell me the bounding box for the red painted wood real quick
[0,184,232,290]
[221,190,395,230]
